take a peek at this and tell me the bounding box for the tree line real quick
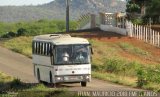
[126,0,160,24]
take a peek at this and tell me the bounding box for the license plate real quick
[69,76,79,80]
[64,76,82,81]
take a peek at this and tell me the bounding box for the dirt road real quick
[0,46,141,91]
[0,46,37,83]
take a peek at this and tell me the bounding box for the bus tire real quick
[37,69,41,83]
[81,82,87,87]
[50,71,53,83]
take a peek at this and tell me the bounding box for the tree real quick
[145,0,160,24]
[146,0,160,16]
[126,1,140,13]
[127,0,160,24]
[126,0,151,16]
[126,0,141,20]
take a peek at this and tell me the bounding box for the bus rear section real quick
[32,34,92,87]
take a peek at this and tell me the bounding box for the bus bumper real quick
[54,74,91,83]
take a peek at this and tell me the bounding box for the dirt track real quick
[0,46,37,83]
[0,46,142,91]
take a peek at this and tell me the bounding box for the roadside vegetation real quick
[3,36,33,58]
[90,39,160,92]
[0,72,83,97]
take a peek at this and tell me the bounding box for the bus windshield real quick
[55,44,90,65]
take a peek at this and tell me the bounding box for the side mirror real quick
[91,47,93,55]
[89,44,93,55]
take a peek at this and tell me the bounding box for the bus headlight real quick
[83,75,90,81]
[55,77,63,81]
[86,75,90,79]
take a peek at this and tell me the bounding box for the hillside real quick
[71,31,160,65]
[1,30,160,91]
[0,0,126,22]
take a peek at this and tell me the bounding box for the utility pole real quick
[66,0,70,32]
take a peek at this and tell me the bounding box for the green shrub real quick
[1,31,16,38]
[8,32,16,37]
[131,18,143,25]
[146,68,160,84]
[103,58,142,77]
[10,78,23,88]
[92,64,104,71]
[17,28,28,36]
[104,59,125,74]
[125,61,142,76]
[137,66,160,88]
[137,68,148,88]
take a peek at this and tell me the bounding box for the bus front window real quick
[73,45,90,64]
[55,46,72,64]
[55,45,90,65]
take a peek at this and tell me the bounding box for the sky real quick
[0,0,54,6]
[0,0,125,6]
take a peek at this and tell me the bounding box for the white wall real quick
[100,24,127,36]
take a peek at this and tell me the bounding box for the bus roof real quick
[33,34,89,45]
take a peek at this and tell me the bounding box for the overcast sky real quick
[0,0,54,6]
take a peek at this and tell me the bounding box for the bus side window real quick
[44,43,46,55]
[41,42,44,55]
[47,43,50,56]
[40,42,42,55]
[39,42,41,55]
[46,43,48,55]
[32,42,34,54]
[36,42,38,54]
[43,43,45,55]
[38,42,40,54]
[34,42,36,54]
[34,42,35,54]
[45,43,48,56]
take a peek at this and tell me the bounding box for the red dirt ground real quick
[71,31,160,65]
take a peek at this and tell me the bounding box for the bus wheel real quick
[37,69,40,83]
[81,82,87,87]
[50,71,53,83]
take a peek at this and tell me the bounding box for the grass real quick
[92,71,137,87]
[4,36,33,58]
[0,72,12,82]
[0,72,83,97]
[1,35,160,92]
[118,42,150,56]
[143,82,160,92]
[89,39,118,65]
[89,39,160,91]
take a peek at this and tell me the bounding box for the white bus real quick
[32,34,92,87]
